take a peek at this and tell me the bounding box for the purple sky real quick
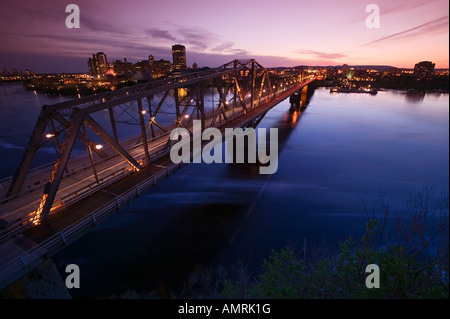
[0,0,448,73]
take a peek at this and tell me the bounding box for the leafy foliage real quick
[222,187,449,299]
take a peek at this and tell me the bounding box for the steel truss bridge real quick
[0,59,316,290]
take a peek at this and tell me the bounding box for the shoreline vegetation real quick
[106,186,448,299]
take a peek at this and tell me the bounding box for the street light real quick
[95,144,103,150]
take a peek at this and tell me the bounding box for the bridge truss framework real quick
[6,59,302,225]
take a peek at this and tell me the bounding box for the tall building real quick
[88,57,97,76]
[414,61,435,79]
[96,52,108,74]
[88,52,109,76]
[172,44,186,70]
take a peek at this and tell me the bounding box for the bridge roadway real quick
[0,77,315,290]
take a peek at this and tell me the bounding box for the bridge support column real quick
[233,60,238,117]
[146,96,155,138]
[37,110,86,223]
[250,60,255,110]
[138,98,149,166]
[8,108,49,197]
[52,113,108,158]
[108,107,119,144]
[82,122,99,183]
[199,83,206,131]
[174,88,180,124]
[84,114,142,171]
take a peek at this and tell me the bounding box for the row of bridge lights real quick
[141,109,190,119]
[45,132,104,150]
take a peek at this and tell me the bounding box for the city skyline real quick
[0,0,449,73]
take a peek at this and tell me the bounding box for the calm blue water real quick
[0,83,448,298]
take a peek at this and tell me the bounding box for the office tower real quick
[172,44,186,70]
[88,52,109,76]
[96,52,108,75]
[88,55,97,76]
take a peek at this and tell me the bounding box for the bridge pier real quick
[289,86,307,108]
[289,82,317,108]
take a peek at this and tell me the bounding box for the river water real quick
[0,83,448,298]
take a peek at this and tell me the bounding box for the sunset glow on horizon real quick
[0,0,448,72]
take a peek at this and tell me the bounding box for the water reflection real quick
[405,91,426,104]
